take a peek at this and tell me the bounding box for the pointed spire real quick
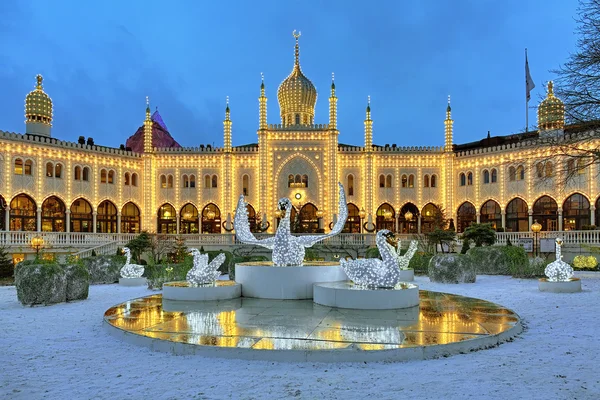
[331,72,336,92]
[260,72,265,91]
[366,95,371,115]
[364,95,373,151]
[329,72,337,130]
[259,73,268,130]
[143,96,153,153]
[36,74,43,90]
[446,95,451,113]
[444,95,453,152]
[293,30,301,68]
[145,96,151,119]
[547,81,554,96]
[225,95,230,116]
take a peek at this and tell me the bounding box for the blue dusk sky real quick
[0,0,579,148]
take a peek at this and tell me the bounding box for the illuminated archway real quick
[376,203,395,231]
[41,196,66,232]
[457,202,476,233]
[10,194,36,231]
[201,203,221,233]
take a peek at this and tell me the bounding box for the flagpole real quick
[525,48,529,133]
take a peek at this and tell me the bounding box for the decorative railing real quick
[72,241,120,259]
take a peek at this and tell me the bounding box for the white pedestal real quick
[538,278,582,293]
[235,263,347,299]
[163,281,241,301]
[398,269,414,282]
[119,277,147,286]
[313,281,420,309]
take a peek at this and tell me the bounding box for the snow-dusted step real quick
[313,281,419,309]
[118,277,147,286]
[538,278,582,293]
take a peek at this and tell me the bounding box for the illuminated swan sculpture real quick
[390,239,419,270]
[120,247,145,278]
[186,249,226,286]
[234,182,348,266]
[341,230,405,288]
[544,238,574,281]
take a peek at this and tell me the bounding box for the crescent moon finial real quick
[293,30,301,39]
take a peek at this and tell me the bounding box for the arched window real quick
[459,173,466,186]
[533,196,558,231]
[491,168,497,183]
[408,174,414,188]
[347,174,354,196]
[182,174,189,188]
[201,203,221,233]
[121,202,141,233]
[577,158,586,174]
[421,203,440,233]
[536,163,544,178]
[10,194,37,231]
[516,165,525,181]
[205,175,211,188]
[302,174,308,187]
[480,200,501,230]
[246,204,257,232]
[386,174,392,188]
[379,174,385,188]
[431,174,437,187]
[124,172,130,186]
[457,202,476,233]
[82,167,89,181]
[167,175,173,188]
[160,175,167,188]
[97,200,118,233]
[401,174,408,188]
[24,160,32,175]
[46,162,54,177]
[242,174,249,196]
[54,163,62,179]
[131,173,138,186]
[399,203,419,233]
[376,203,396,231]
[294,203,319,233]
[545,162,553,177]
[100,169,107,184]
[14,158,23,174]
[295,174,302,184]
[343,203,361,233]
[506,198,529,232]
[508,166,516,181]
[180,203,199,234]
[211,175,218,188]
[295,114,300,125]
[108,170,115,184]
[70,198,93,232]
[74,166,81,181]
[483,170,490,184]
[467,172,473,186]
[41,196,66,232]
[157,203,177,234]
[189,174,195,188]
[424,174,430,188]
[288,174,294,187]
[563,193,590,230]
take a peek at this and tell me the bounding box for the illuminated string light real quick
[120,247,144,278]
[186,248,225,286]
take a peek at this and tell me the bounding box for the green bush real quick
[365,247,381,259]
[428,254,476,283]
[462,223,496,247]
[409,252,433,275]
[15,263,67,306]
[64,263,90,301]
[0,246,14,278]
[81,255,124,284]
[497,246,536,278]
[466,246,512,275]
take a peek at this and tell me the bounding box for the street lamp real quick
[359,208,366,233]
[531,220,542,257]
[31,236,44,257]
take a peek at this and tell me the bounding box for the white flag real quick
[526,51,535,102]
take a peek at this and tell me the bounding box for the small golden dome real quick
[537,81,564,131]
[25,74,53,126]
[277,31,317,125]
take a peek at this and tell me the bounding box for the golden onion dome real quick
[277,31,317,126]
[25,75,53,126]
[537,81,564,131]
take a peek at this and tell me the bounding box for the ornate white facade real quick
[1,35,599,237]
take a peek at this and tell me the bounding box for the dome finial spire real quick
[548,81,554,95]
[293,30,301,67]
[36,74,43,90]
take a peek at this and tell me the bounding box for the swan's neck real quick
[125,252,131,265]
[277,209,291,236]
[376,236,394,262]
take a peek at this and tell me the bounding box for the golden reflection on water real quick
[104,291,519,351]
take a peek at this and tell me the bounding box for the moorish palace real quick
[1,34,599,245]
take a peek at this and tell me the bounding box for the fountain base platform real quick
[538,278,582,293]
[313,281,420,309]
[119,277,146,286]
[163,280,241,301]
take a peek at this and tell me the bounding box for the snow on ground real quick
[1,274,599,400]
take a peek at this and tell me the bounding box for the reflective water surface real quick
[104,291,519,351]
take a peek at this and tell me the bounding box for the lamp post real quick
[359,208,366,233]
[31,235,44,257]
[531,220,542,257]
[404,210,413,233]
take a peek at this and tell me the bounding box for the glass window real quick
[83,167,89,181]
[212,175,217,188]
[408,174,414,188]
[491,169,497,183]
[100,169,107,184]
[24,160,32,175]
[347,174,354,196]
[46,162,54,177]
[74,166,81,180]
[431,174,437,187]
[108,170,115,184]
[132,173,138,186]
[124,173,130,186]
[54,164,62,179]
[14,159,23,175]
[424,175,429,188]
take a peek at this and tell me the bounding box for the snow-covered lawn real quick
[1,274,599,400]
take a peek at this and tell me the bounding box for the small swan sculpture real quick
[544,238,574,281]
[186,248,226,286]
[120,247,145,278]
[341,229,403,288]
[389,239,419,270]
[234,182,348,267]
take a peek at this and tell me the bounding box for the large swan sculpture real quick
[120,247,145,278]
[341,229,404,288]
[544,238,574,281]
[234,182,348,267]
[186,249,226,286]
